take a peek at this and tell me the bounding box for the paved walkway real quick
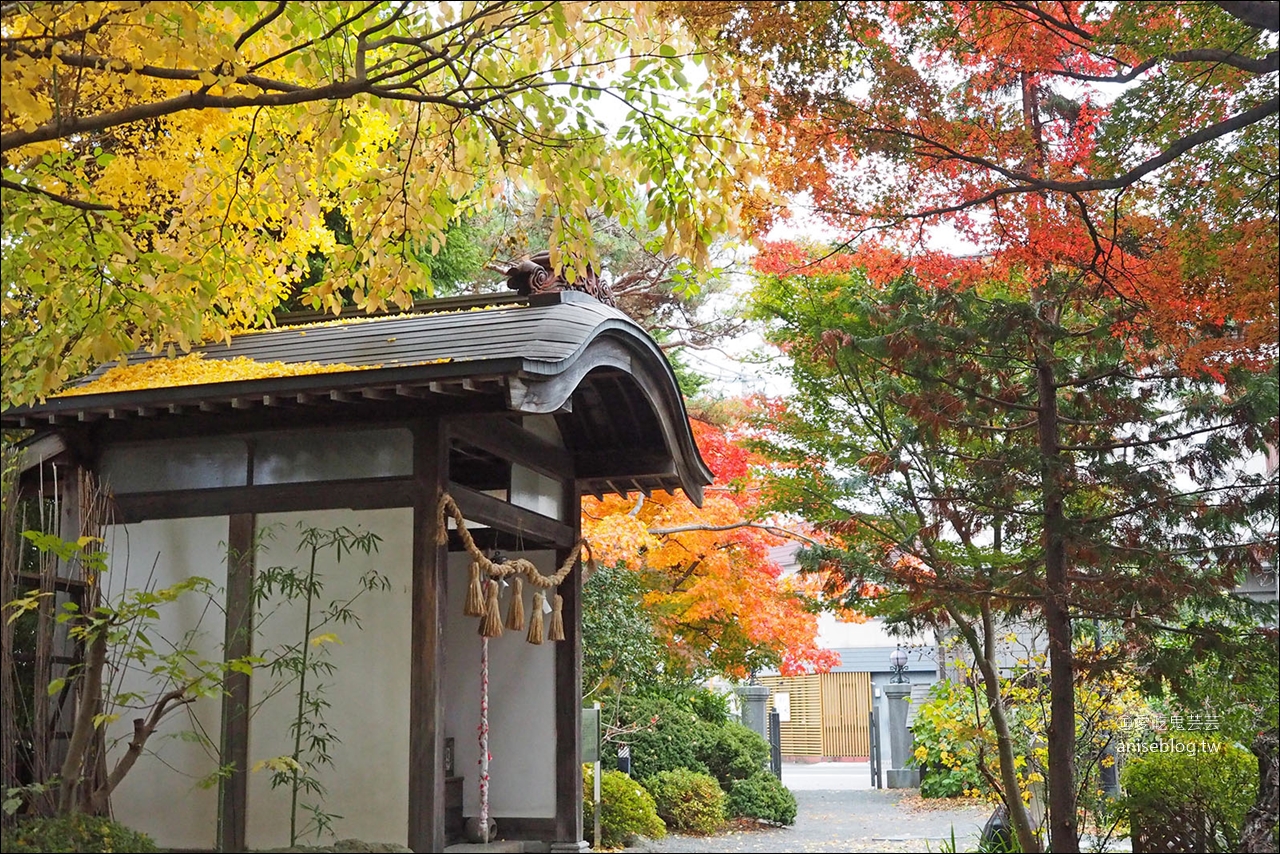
[623,764,991,854]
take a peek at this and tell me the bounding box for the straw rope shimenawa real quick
[435,492,597,642]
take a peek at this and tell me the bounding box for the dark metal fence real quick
[869,708,882,789]
[768,709,782,779]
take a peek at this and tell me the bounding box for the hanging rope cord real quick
[437,491,600,841]
[435,492,597,642]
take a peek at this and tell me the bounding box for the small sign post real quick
[583,703,602,850]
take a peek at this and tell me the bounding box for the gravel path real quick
[623,789,991,853]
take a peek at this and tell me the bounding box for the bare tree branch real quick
[1214,0,1280,33]
[864,95,1279,204]
[648,520,822,547]
[0,177,115,212]
[233,1,288,51]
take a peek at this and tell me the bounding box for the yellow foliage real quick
[1,2,765,406]
[58,353,377,397]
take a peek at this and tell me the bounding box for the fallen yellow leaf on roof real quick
[58,353,377,397]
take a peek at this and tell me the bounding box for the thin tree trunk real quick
[33,497,56,807]
[57,630,106,814]
[86,687,194,814]
[950,605,1043,853]
[1019,65,1080,851]
[1,451,20,802]
[1035,334,1079,853]
[1241,728,1279,853]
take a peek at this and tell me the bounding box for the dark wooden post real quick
[219,513,255,852]
[409,421,449,853]
[553,487,585,850]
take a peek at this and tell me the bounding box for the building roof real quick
[4,291,713,503]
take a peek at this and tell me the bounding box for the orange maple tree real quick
[583,415,841,679]
[683,1,1278,374]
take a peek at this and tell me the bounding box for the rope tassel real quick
[527,592,545,645]
[464,561,485,617]
[505,576,525,631]
[548,593,565,642]
[480,580,503,637]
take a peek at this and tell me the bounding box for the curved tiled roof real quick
[75,292,629,378]
[4,291,713,503]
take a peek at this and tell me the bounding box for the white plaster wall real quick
[100,516,229,851]
[445,550,557,819]
[510,465,563,521]
[247,508,412,849]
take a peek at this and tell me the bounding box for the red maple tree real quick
[583,415,842,680]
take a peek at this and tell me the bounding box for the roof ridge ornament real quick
[493,249,616,307]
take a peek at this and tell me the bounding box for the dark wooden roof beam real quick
[329,390,357,403]
[446,481,575,548]
[394,384,430,399]
[18,433,67,475]
[361,388,394,401]
[449,417,575,481]
[230,398,253,410]
[575,451,675,481]
[428,381,467,396]
[111,476,418,523]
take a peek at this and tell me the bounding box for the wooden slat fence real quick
[759,671,872,759]
[820,671,871,758]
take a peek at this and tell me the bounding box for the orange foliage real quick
[583,417,840,678]
[722,1,1278,372]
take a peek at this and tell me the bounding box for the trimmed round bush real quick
[697,721,770,787]
[644,768,727,835]
[726,771,798,825]
[583,765,666,849]
[614,694,716,779]
[1,814,159,853]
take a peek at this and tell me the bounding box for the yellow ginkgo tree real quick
[1,1,762,405]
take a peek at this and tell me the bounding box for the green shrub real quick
[688,688,732,726]
[726,771,797,825]
[1,814,159,853]
[1119,732,1257,853]
[583,765,666,849]
[909,681,987,799]
[697,721,770,787]
[644,768,726,835]
[612,694,716,778]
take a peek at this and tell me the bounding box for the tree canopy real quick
[583,414,840,681]
[749,249,1278,851]
[1,1,759,405]
[683,0,1278,370]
